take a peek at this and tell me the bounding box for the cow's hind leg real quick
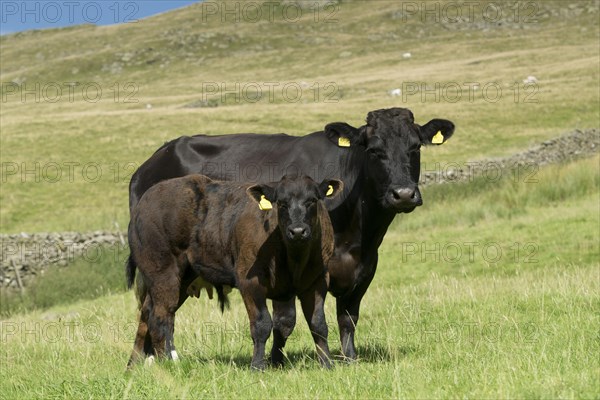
[270,298,296,367]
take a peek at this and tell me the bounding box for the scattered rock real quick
[389,88,402,97]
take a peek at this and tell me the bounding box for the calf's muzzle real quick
[286,224,311,241]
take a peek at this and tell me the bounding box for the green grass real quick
[1,156,598,399]
[1,265,597,399]
[386,155,600,283]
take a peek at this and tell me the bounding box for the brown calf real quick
[126,174,343,369]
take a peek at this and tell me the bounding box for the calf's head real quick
[326,107,455,213]
[247,176,343,243]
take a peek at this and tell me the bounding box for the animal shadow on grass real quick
[184,341,418,370]
[192,347,327,370]
[348,342,418,363]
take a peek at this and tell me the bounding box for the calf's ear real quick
[318,179,344,199]
[420,119,455,145]
[247,184,276,203]
[325,122,365,147]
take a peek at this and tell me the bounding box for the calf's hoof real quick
[144,355,156,367]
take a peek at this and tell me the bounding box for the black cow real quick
[128,107,455,362]
[127,174,343,369]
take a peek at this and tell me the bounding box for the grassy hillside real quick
[1,156,598,398]
[1,0,599,232]
[1,1,599,398]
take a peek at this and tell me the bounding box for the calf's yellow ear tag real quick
[338,137,351,147]
[431,131,444,144]
[326,185,334,196]
[258,195,272,210]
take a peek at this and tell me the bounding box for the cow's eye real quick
[304,199,316,207]
[278,202,289,209]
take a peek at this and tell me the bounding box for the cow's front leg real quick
[336,297,359,361]
[240,285,272,370]
[270,297,297,367]
[336,256,377,361]
[299,276,332,368]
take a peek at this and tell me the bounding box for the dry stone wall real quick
[1,231,125,290]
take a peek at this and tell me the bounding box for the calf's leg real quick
[159,272,195,361]
[127,294,152,368]
[299,277,332,368]
[240,287,272,370]
[147,271,181,360]
[270,297,296,366]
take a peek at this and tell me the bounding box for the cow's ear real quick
[420,119,455,145]
[325,122,365,147]
[247,184,276,204]
[318,179,344,199]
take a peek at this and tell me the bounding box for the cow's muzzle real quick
[386,186,422,212]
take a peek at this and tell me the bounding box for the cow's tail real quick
[126,254,137,290]
[127,253,148,309]
[216,285,230,313]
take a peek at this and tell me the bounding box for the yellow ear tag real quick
[431,131,444,144]
[258,195,272,210]
[326,185,334,196]
[338,137,351,147]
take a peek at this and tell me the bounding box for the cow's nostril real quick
[392,188,415,202]
[288,226,307,240]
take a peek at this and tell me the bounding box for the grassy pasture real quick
[1,156,598,398]
[0,0,599,398]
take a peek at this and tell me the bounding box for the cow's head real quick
[326,107,454,213]
[247,175,343,243]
